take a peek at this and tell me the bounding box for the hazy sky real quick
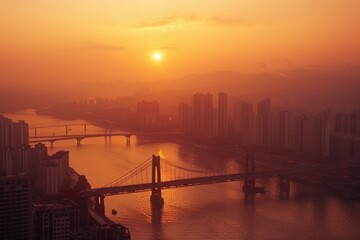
[1,0,359,86]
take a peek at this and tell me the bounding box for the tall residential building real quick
[193,93,214,137]
[349,109,360,136]
[257,99,272,147]
[0,116,30,176]
[295,114,315,155]
[277,111,292,150]
[178,103,193,133]
[234,101,253,132]
[218,92,228,137]
[257,98,271,114]
[0,174,32,240]
[136,101,160,129]
[34,200,80,240]
[30,143,48,178]
[36,151,70,195]
[335,112,350,134]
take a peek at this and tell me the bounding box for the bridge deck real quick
[87,165,357,196]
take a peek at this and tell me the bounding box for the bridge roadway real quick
[87,164,356,197]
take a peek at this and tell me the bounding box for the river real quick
[5,109,360,240]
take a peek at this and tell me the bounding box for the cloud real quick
[149,46,178,51]
[130,14,198,31]
[129,14,247,31]
[206,16,247,27]
[80,43,125,51]
[66,43,125,52]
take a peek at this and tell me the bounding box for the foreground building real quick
[0,174,32,240]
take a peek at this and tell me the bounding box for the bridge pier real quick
[94,195,106,215]
[150,155,164,206]
[125,135,131,146]
[76,138,82,147]
[50,141,54,148]
[279,175,290,199]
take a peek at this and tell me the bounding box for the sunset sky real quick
[1,0,359,86]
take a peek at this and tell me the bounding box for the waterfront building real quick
[0,116,29,150]
[0,174,32,240]
[136,101,160,129]
[330,133,360,162]
[36,151,70,195]
[295,114,316,155]
[349,109,360,136]
[0,116,30,176]
[277,111,292,150]
[30,143,48,178]
[34,200,80,240]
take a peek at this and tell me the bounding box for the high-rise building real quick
[277,111,292,150]
[136,101,160,129]
[257,99,272,147]
[349,109,360,136]
[193,93,214,137]
[0,174,32,240]
[335,112,350,134]
[0,116,30,176]
[234,101,252,131]
[257,98,271,114]
[36,151,70,195]
[218,92,228,137]
[34,200,80,240]
[178,103,193,133]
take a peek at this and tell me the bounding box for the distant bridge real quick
[29,124,181,146]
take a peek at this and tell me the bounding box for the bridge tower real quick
[94,195,105,215]
[242,150,265,196]
[150,155,164,206]
[243,150,255,194]
[279,175,290,199]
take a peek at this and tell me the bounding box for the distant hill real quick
[150,64,360,111]
[1,64,359,113]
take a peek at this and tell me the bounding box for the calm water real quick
[5,109,360,240]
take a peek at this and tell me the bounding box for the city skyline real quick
[1,1,360,240]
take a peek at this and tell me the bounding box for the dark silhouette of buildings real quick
[0,174,32,240]
[33,200,79,240]
[136,101,160,129]
[218,92,228,137]
[193,93,215,137]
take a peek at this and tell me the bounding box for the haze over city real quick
[1,1,360,110]
[1,1,360,240]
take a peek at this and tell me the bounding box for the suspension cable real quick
[103,156,152,187]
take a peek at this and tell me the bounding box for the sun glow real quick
[152,52,162,62]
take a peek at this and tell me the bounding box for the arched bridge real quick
[28,123,181,146]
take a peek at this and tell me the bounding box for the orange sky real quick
[1,0,359,86]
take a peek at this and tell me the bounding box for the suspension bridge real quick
[87,152,358,214]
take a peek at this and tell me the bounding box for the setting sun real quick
[152,52,162,62]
